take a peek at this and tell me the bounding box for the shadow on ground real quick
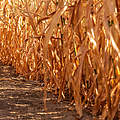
[0,62,92,120]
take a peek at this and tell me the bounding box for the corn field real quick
[0,0,120,119]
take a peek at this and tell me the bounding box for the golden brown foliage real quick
[0,0,120,119]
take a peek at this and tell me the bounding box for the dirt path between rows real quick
[0,62,92,120]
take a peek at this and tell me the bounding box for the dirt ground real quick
[0,62,93,120]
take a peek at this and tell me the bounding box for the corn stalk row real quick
[0,0,120,119]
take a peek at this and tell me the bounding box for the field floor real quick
[0,62,92,120]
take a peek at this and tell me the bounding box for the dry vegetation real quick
[0,0,120,119]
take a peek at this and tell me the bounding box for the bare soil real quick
[0,62,92,120]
